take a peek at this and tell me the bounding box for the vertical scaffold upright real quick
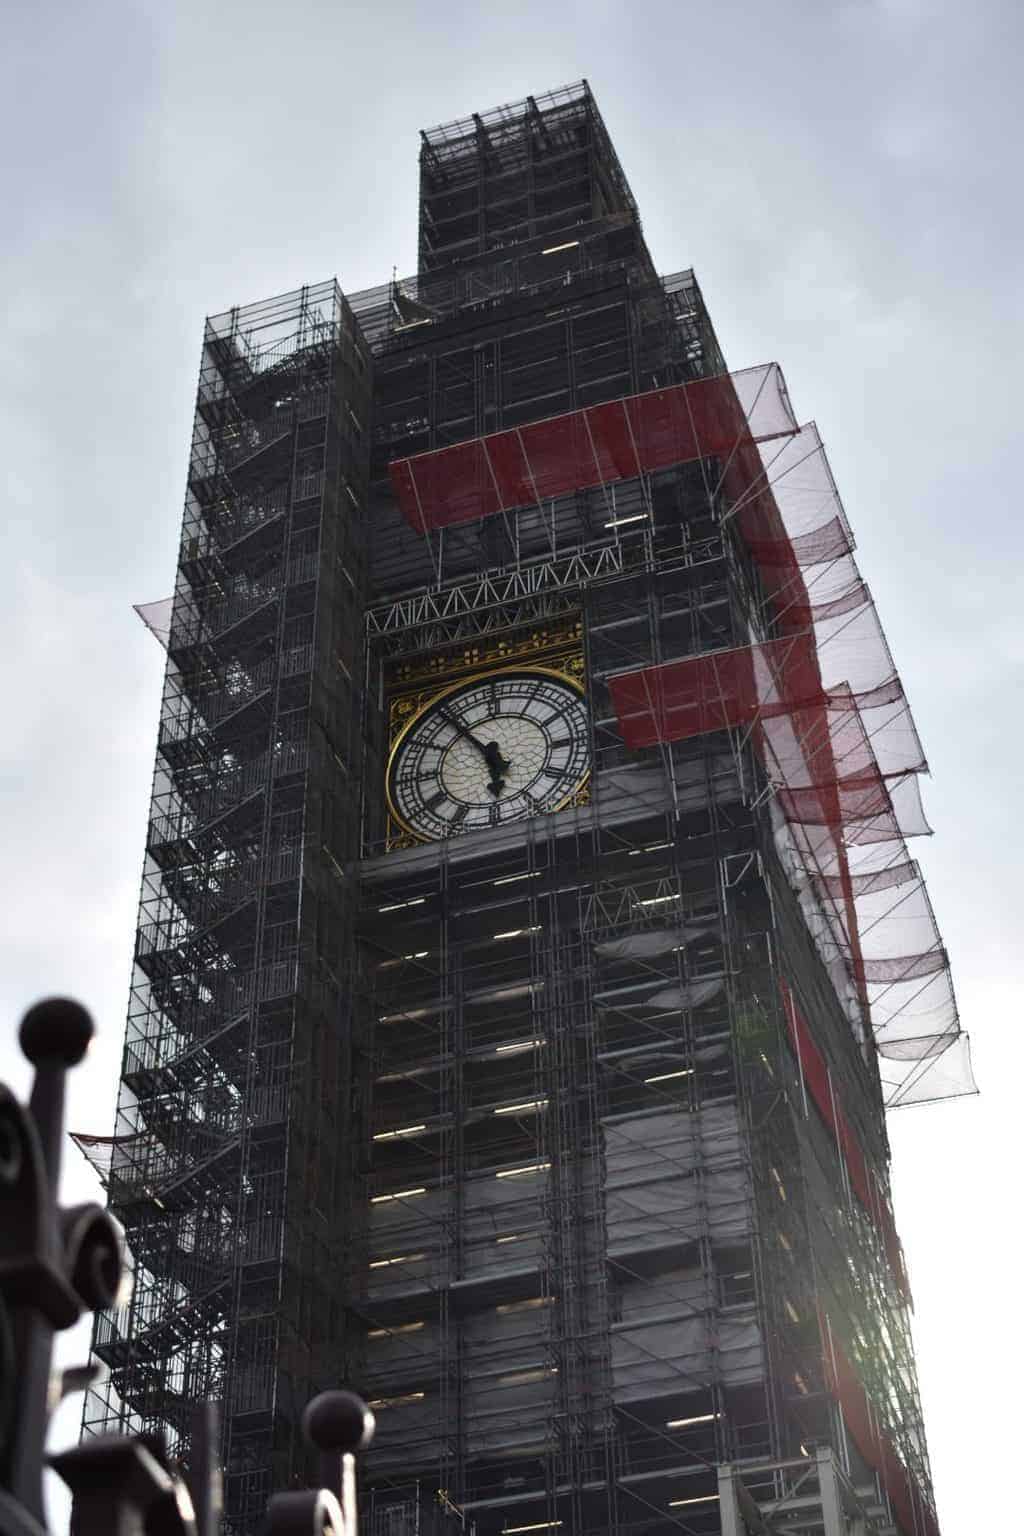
[77,82,973,1536]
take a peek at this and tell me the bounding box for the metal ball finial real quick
[302,1392,375,1456]
[19,998,94,1067]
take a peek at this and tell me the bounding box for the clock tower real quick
[79,80,970,1536]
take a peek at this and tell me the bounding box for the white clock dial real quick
[386,668,589,843]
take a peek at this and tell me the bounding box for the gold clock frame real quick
[384,642,590,850]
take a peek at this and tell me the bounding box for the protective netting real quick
[70,1130,147,1180]
[134,597,173,648]
[820,1311,940,1536]
[782,983,908,1298]
[603,377,973,1109]
[388,363,797,533]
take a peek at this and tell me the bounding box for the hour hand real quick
[483,740,511,796]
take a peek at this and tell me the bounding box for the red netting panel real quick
[605,621,967,1101]
[747,514,853,568]
[607,633,824,751]
[134,597,173,648]
[820,1315,940,1536]
[608,632,925,770]
[389,363,797,533]
[776,776,930,850]
[783,984,910,1298]
[596,381,969,1110]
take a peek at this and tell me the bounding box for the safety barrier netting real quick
[388,360,971,1107]
[388,363,797,533]
[134,597,174,647]
[604,392,973,1109]
[820,1309,940,1536]
[782,982,909,1298]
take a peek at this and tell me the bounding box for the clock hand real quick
[438,708,511,796]
[482,740,512,798]
[438,707,492,760]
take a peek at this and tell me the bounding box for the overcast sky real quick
[2,1,1020,1530]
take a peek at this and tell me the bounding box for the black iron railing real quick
[0,998,374,1536]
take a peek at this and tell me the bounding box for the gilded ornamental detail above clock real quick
[385,647,590,846]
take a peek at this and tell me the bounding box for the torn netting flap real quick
[134,597,173,648]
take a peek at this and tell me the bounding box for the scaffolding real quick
[76,279,374,1529]
[77,80,969,1536]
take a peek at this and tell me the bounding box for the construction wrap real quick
[820,1311,940,1536]
[388,363,797,533]
[604,399,973,1107]
[782,982,909,1299]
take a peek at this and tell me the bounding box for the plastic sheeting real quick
[594,977,724,1013]
[604,1104,751,1252]
[612,1313,763,1399]
[366,1156,568,1299]
[606,1105,762,1397]
[592,924,714,961]
[388,363,797,533]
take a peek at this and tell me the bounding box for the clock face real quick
[387,667,590,842]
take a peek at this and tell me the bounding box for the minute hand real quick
[438,708,491,758]
[439,709,511,793]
